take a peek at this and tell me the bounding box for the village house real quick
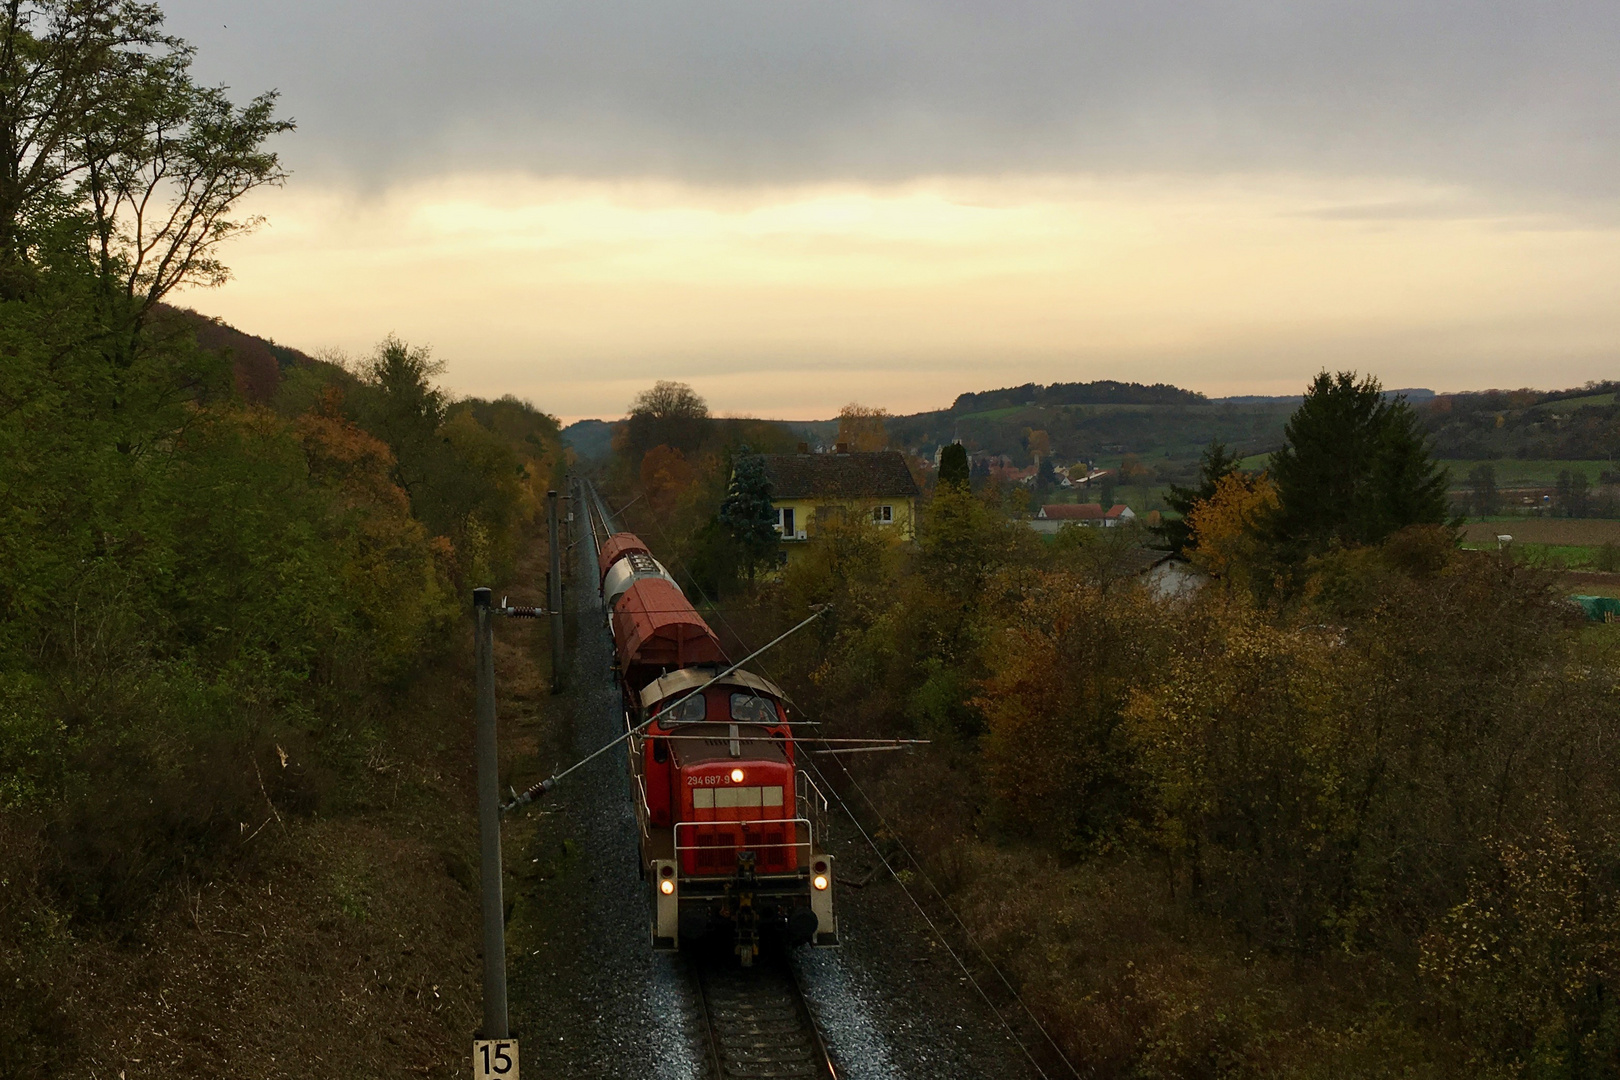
[760,446,921,558]
[1028,503,1135,534]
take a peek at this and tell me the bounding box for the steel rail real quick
[689,951,838,1080]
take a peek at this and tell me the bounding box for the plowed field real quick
[1462,519,1620,545]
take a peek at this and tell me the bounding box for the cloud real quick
[182,174,1620,420]
[165,0,1620,204]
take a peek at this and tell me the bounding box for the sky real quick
[161,1,1620,421]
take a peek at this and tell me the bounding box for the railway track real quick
[690,951,838,1080]
[575,477,840,1080]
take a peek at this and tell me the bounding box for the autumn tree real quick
[1158,441,1242,556]
[836,403,889,451]
[0,0,293,344]
[640,444,697,511]
[351,336,447,504]
[1185,470,1280,591]
[1118,454,1152,487]
[1026,428,1051,463]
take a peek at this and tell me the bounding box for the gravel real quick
[792,828,1049,1080]
[506,517,701,1080]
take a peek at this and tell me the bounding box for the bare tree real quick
[0,0,290,317]
[623,380,710,457]
[836,402,888,451]
[630,380,709,423]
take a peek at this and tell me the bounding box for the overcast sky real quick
[161,1,1620,419]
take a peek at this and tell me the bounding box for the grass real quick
[1458,541,1606,568]
[1535,392,1616,411]
[1231,457,1619,486]
[1442,459,1616,488]
[1457,521,1620,572]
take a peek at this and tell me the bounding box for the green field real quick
[1457,519,1620,571]
[1458,541,1614,570]
[1534,392,1616,411]
[1442,459,1616,488]
[1233,457,1617,486]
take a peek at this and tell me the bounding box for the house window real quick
[777,507,795,536]
[872,504,893,524]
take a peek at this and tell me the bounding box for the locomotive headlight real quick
[813,874,829,891]
[660,879,675,895]
[730,768,745,783]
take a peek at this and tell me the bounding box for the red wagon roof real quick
[598,532,652,581]
[612,577,725,677]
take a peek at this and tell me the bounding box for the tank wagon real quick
[597,531,838,963]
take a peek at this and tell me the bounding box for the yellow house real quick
[761,449,920,558]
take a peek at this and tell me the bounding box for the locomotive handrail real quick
[633,770,653,822]
[504,605,828,812]
[796,769,829,815]
[673,816,815,856]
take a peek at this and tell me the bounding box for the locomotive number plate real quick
[473,1039,519,1079]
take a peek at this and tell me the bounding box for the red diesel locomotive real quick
[597,531,837,963]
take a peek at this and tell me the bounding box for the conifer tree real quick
[938,443,970,488]
[719,450,778,581]
[1269,371,1450,553]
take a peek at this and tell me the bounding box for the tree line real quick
[685,372,1619,1077]
[0,4,562,1065]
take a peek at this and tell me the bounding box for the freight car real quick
[596,530,838,964]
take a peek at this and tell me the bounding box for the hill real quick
[1422,383,1620,462]
[561,418,616,461]
[950,379,1207,412]
[160,305,327,405]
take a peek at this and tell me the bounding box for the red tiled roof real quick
[1041,503,1105,520]
[1104,504,1132,520]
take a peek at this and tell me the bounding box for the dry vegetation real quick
[2,536,558,1079]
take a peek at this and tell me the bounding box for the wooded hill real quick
[569,378,1619,495]
[1425,383,1620,462]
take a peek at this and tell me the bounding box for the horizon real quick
[157,1,1620,419]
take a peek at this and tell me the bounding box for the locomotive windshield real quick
[729,692,778,724]
[659,693,706,724]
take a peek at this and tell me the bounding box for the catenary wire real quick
[591,478,1079,1080]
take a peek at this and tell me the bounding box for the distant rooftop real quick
[760,450,920,500]
[1041,503,1104,520]
[1039,503,1132,520]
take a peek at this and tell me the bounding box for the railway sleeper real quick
[717,1058,818,1079]
[722,1046,816,1065]
[719,1029,806,1042]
